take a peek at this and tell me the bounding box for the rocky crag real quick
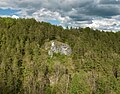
[45,41,72,57]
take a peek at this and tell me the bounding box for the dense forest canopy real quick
[0,17,120,94]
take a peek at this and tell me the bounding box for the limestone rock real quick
[48,41,72,57]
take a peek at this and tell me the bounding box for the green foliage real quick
[0,17,120,94]
[69,72,90,94]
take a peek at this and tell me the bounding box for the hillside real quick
[0,17,120,94]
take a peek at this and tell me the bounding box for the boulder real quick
[48,41,72,57]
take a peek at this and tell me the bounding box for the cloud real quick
[12,15,19,19]
[99,0,120,4]
[32,8,71,25]
[82,16,120,31]
[0,0,120,31]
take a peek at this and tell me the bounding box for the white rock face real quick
[48,41,72,57]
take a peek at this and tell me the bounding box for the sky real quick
[0,0,120,31]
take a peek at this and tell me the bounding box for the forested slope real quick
[0,17,120,94]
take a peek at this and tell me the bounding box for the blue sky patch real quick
[0,8,19,16]
[45,20,61,25]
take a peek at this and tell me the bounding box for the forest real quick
[0,17,120,94]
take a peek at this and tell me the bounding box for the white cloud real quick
[0,14,19,19]
[32,8,71,26]
[11,15,19,19]
[82,17,120,31]
[0,15,11,18]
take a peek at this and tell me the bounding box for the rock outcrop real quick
[48,41,72,57]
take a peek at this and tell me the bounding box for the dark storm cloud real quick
[69,15,93,21]
[99,0,120,4]
[82,4,120,17]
